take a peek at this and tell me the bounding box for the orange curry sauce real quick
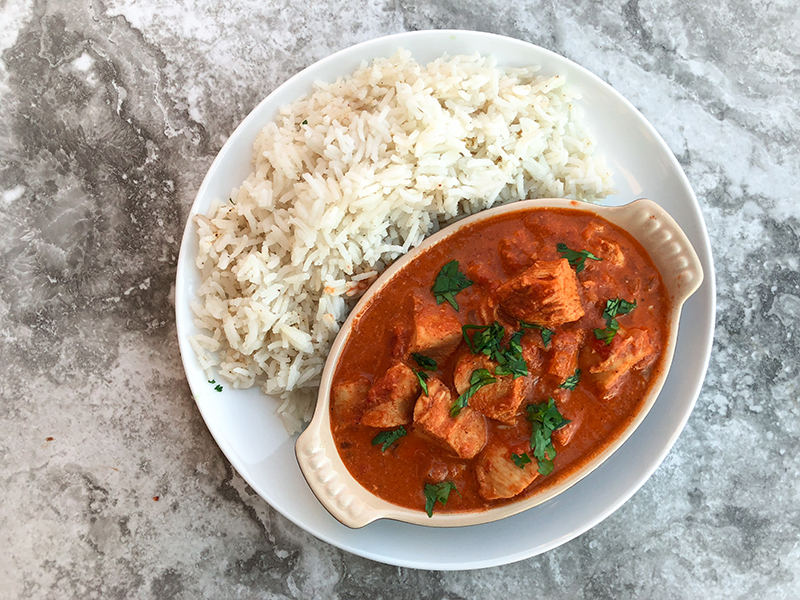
[330,207,670,514]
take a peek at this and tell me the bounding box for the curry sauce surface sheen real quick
[330,207,671,514]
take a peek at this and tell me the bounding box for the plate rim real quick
[175,28,716,570]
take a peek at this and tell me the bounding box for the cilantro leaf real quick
[594,299,636,345]
[450,368,496,417]
[511,453,532,468]
[372,426,407,452]
[462,323,528,379]
[507,330,524,355]
[423,481,458,517]
[208,379,223,392]
[537,458,555,476]
[519,321,554,348]
[495,330,528,378]
[493,354,528,379]
[301,119,308,125]
[527,398,571,441]
[526,398,570,475]
[411,353,437,371]
[462,322,505,357]
[431,260,473,311]
[530,421,555,463]
[556,242,602,273]
[415,370,430,395]
[559,368,581,390]
[603,298,637,322]
[594,322,619,345]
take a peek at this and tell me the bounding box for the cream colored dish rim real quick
[295,198,704,529]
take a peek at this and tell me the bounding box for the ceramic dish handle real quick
[296,425,376,528]
[612,198,704,304]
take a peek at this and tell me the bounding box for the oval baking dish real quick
[296,198,703,528]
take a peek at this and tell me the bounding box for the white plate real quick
[175,30,715,570]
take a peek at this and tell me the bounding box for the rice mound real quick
[190,49,614,433]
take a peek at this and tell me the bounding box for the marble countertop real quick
[2,0,798,598]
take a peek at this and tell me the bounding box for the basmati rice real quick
[191,49,614,433]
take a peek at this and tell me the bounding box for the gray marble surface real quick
[1,0,799,598]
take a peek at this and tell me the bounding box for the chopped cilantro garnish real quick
[301,119,308,125]
[415,370,430,395]
[526,398,570,476]
[594,298,636,345]
[556,242,602,273]
[431,260,473,311]
[411,353,436,394]
[559,368,581,390]
[507,330,524,355]
[519,321,554,348]
[603,298,637,321]
[511,453,532,469]
[411,353,437,371]
[372,426,407,452]
[450,368,496,417]
[493,353,528,379]
[462,323,528,379]
[208,379,223,392]
[594,321,619,345]
[463,322,505,359]
[537,457,555,476]
[423,481,458,517]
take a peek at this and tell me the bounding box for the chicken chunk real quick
[496,260,585,328]
[408,295,462,361]
[413,377,487,459]
[465,261,495,288]
[476,441,539,500]
[582,222,625,266]
[452,353,495,395]
[331,378,369,425]
[390,323,411,360]
[473,377,531,424]
[471,298,519,331]
[521,331,545,373]
[547,329,585,381]
[589,328,656,393]
[360,362,420,428]
[594,239,625,266]
[552,417,579,448]
[497,228,542,276]
[472,299,499,327]
[452,352,530,424]
[581,279,601,303]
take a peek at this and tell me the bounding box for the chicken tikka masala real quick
[330,207,670,516]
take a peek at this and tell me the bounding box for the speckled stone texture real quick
[1,0,798,598]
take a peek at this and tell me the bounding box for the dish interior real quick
[327,204,671,518]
